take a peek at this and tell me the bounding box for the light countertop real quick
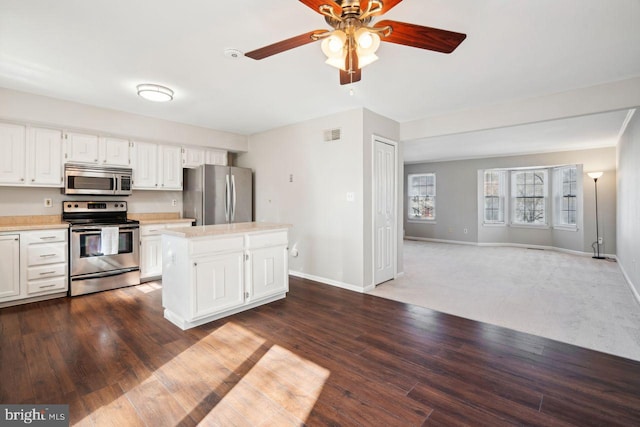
[161,222,291,239]
[128,212,194,225]
[0,215,69,232]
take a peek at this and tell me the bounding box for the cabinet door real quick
[65,132,99,164]
[140,236,163,279]
[160,145,182,190]
[248,246,288,301]
[28,128,63,186]
[131,141,158,189]
[193,252,244,319]
[0,235,20,301]
[0,123,26,184]
[205,149,228,166]
[100,137,130,166]
[182,147,204,168]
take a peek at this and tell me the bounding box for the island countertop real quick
[161,221,291,239]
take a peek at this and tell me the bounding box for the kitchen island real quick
[161,222,290,330]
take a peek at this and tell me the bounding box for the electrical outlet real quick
[346,192,355,202]
[598,237,603,244]
[44,198,52,208]
[289,174,293,183]
[171,199,177,207]
[464,227,468,234]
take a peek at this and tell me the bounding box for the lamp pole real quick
[588,172,605,260]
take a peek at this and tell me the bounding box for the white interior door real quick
[373,139,396,285]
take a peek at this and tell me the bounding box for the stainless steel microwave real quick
[64,163,133,196]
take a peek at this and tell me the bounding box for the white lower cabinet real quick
[193,251,245,318]
[0,235,20,301]
[140,221,193,281]
[0,228,68,306]
[162,225,289,330]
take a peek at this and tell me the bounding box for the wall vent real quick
[323,128,341,142]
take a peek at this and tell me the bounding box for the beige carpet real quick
[368,240,640,361]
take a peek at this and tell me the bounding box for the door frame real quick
[371,135,398,286]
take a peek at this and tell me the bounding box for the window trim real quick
[407,172,436,222]
[552,165,579,231]
[483,170,507,225]
[510,169,549,227]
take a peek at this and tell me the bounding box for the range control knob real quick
[114,203,118,208]
[67,204,72,208]
[74,204,79,208]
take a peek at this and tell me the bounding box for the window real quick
[511,169,548,225]
[483,170,506,223]
[554,166,578,227]
[408,173,436,221]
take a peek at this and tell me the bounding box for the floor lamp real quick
[588,171,605,259]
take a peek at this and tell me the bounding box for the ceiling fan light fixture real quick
[136,83,174,102]
[321,31,347,69]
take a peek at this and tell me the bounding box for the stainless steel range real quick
[63,201,140,296]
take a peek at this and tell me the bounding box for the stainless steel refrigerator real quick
[183,165,253,225]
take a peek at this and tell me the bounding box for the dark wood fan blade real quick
[360,0,403,16]
[245,30,328,60]
[340,68,362,85]
[375,20,466,53]
[299,0,342,15]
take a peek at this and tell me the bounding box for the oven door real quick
[70,224,139,276]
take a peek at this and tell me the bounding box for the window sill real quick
[553,225,579,232]
[482,222,506,227]
[509,223,550,230]
[407,219,437,224]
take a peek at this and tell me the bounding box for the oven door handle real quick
[71,267,139,281]
[71,225,139,233]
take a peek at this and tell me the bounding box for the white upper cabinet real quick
[65,132,130,167]
[131,142,181,190]
[160,145,182,189]
[0,123,26,184]
[182,147,205,168]
[99,137,130,167]
[27,128,63,186]
[65,132,99,164]
[131,141,158,189]
[206,149,227,166]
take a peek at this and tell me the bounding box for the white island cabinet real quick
[161,222,290,330]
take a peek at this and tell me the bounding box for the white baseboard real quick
[405,236,615,258]
[289,270,369,293]
[405,236,477,246]
[617,259,640,306]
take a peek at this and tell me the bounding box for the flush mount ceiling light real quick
[244,0,467,86]
[136,84,174,102]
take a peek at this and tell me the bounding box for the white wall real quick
[0,87,247,151]
[0,187,182,216]
[617,110,640,300]
[237,109,366,290]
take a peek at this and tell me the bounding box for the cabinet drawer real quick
[24,229,67,244]
[27,276,67,295]
[27,263,67,280]
[246,231,288,249]
[141,224,165,236]
[28,243,67,266]
[190,236,243,255]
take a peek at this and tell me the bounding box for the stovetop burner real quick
[62,200,136,226]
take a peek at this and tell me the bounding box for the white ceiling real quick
[1,0,639,160]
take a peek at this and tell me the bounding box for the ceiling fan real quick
[245,0,467,85]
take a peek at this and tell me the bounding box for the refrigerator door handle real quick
[231,174,237,222]
[225,174,230,222]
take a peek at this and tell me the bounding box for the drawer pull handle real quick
[40,254,57,258]
[40,236,57,240]
[39,271,57,275]
[39,284,56,289]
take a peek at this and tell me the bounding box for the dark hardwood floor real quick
[1,277,640,426]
